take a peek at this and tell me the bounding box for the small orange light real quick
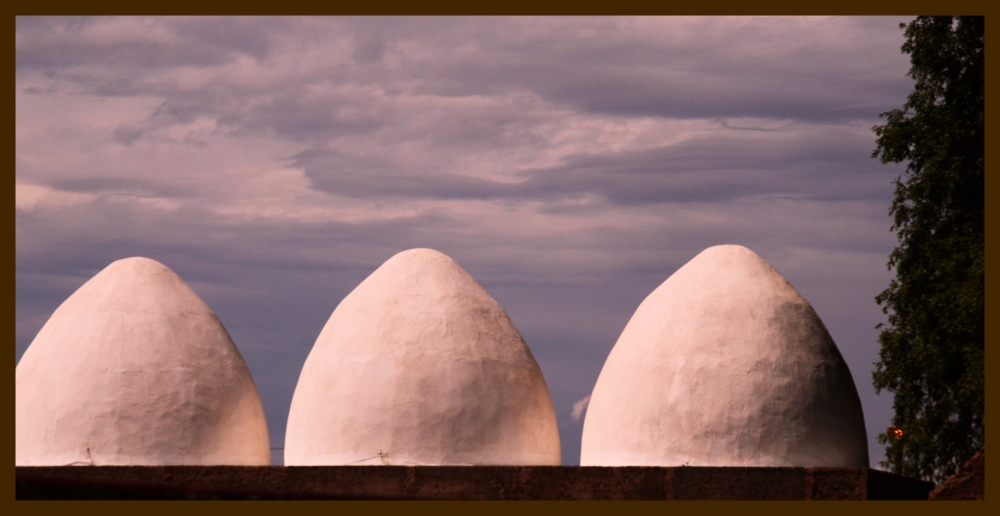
[887,426,903,439]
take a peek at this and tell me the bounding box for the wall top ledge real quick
[17,465,934,500]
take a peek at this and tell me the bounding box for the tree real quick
[871,16,983,485]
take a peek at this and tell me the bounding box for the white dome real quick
[16,257,270,466]
[284,248,560,465]
[581,245,869,467]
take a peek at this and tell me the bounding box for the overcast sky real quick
[16,16,915,466]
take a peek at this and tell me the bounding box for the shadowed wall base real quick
[17,465,933,500]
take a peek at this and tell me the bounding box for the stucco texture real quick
[16,257,270,466]
[581,245,869,467]
[284,248,560,465]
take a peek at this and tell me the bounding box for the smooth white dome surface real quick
[16,257,270,466]
[285,248,560,465]
[581,245,869,467]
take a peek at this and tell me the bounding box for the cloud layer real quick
[16,16,914,466]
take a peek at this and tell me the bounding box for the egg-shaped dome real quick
[16,257,270,466]
[580,245,869,467]
[284,248,560,465]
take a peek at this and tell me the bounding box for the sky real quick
[15,16,916,466]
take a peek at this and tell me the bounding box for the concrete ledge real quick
[16,466,934,500]
[929,448,985,500]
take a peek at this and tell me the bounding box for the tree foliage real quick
[871,16,984,484]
